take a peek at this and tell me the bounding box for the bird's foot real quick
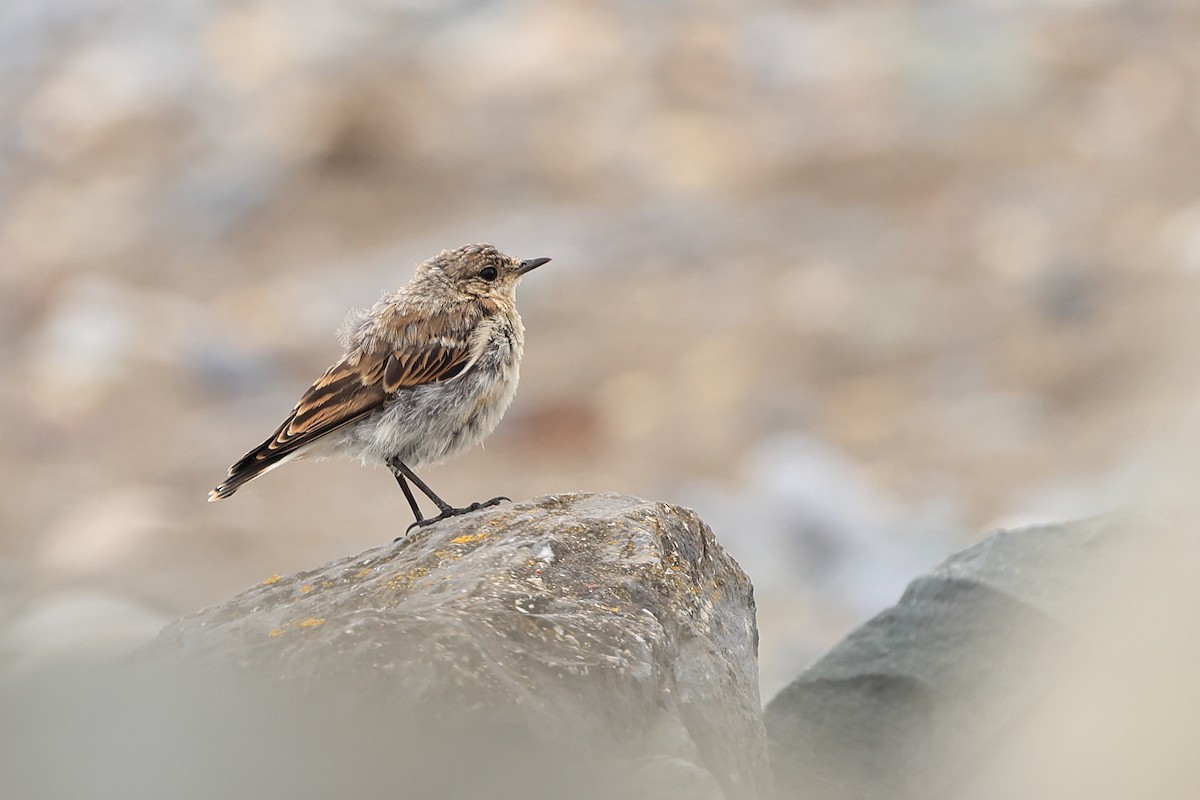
[400,496,511,536]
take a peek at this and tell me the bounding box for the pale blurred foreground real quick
[967,517,1200,800]
[961,534,1200,800]
[767,507,1200,800]
[3,495,1199,799]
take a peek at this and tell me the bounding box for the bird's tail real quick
[208,437,297,501]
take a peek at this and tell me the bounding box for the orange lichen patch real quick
[267,617,326,638]
[385,565,430,591]
[263,575,281,585]
[450,532,490,545]
[321,580,334,588]
[300,584,314,594]
[353,567,373,579]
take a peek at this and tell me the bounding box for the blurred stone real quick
[1158,201,1200,273]
[1029,259,1099,322]
[764,515,1131,800]
[682,433,957,700]
[776,261,858,335]
[26,277,137,421]
[937,390,1045,454]
[974,204,1054,283]
[1081,56,1184,156]
[37,486,172,578]
[597,369,669,443]
[2,590,168,676]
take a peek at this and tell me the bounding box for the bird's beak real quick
[516,257,551,276]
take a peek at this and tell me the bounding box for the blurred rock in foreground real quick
[764,515,1137,800]
[0,493,770,800]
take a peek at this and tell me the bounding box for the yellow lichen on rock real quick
[267,617,326,637]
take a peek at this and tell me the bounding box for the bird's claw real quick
[396,496,512,539]
[465,496,509,512]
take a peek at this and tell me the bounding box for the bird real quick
[208,243,551,532]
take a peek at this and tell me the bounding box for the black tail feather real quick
[208,438,295,501]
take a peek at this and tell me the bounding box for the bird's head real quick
[414,243,550,304]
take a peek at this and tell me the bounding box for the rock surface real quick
[764,515,1133,800]
[30,492,768,800]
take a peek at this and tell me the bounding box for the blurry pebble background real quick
[1,0,1198,699]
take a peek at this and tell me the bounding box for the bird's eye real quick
[479,266,498,281]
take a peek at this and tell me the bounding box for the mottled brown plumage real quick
[209,244,550,530]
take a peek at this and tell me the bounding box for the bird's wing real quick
[210,310,483,498]
[266,313,482,455]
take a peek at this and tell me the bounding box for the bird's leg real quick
[388,458,454,514]
[390,469,429,544]
[387,457,509,534]
[390,468,425,523]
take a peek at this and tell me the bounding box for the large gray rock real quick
[1,493,770,800]
[765,516,1132,800]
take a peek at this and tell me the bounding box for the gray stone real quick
[764,516,1132,800]
[0,493,770,800]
